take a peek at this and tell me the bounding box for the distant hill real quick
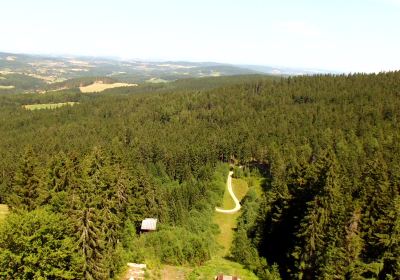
[0,52,257,88]
[239,64,337,76]
[0,51,335,93]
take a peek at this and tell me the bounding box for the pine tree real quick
[9,147,43,211]
[42,152,78,212]
[69,147,131,279]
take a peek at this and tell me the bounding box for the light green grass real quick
[23,102,79,110]
[145,264,190,280]
[146,77,169,83]
[0,85,14,89]
[213,212,240,257]
[247,176,265,197]
[232,178,249,201]
[0,204,9,223]
[213,178,249,257]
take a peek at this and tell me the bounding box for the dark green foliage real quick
[9,147,43,211]
[0,72,399,278]
[231,188,282,280]
[139,227,214,265]
[0,208,82,279]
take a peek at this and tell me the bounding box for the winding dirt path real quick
[215,171,241,214]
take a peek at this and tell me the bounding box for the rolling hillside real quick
[0,52,334,94]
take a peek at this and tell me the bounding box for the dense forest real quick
[0,72,399,279]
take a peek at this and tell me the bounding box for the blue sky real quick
[1,0,399,72]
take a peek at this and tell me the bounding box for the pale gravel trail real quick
[215,171,241,214]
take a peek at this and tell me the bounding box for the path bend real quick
[215,171,241,214]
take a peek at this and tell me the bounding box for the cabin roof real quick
[141,218,157,231]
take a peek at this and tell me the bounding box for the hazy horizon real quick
[1,0,400,73]
[0,49,339,73]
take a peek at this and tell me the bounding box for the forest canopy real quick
[0,72,399,279]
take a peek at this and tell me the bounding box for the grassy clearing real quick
[213,178,249,257]
[23,102,79,110]
[145,258,258,280]
[0,204,9,223]
[0,85,15,89]
[188,257,258,280]
[232,178,250,201]
[125,176,255,280]
[213,212,240,257]
[79,81,137,93]
[144,265,190,280]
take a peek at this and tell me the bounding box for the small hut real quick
[140,218,157,233]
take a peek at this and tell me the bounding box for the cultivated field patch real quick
[79,81,138,93]
[23,102,79,110]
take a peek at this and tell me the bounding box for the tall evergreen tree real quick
[9,147,43,211]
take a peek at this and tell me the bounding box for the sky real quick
[1,0,399,73]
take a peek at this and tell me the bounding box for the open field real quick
[213,177,249,257]
[146,77,169,83]
[0,204,9,223]
[0,85,15,89]
[79,81,138,93]
[23,102,79,110]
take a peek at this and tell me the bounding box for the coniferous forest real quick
[0,72,399,279]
